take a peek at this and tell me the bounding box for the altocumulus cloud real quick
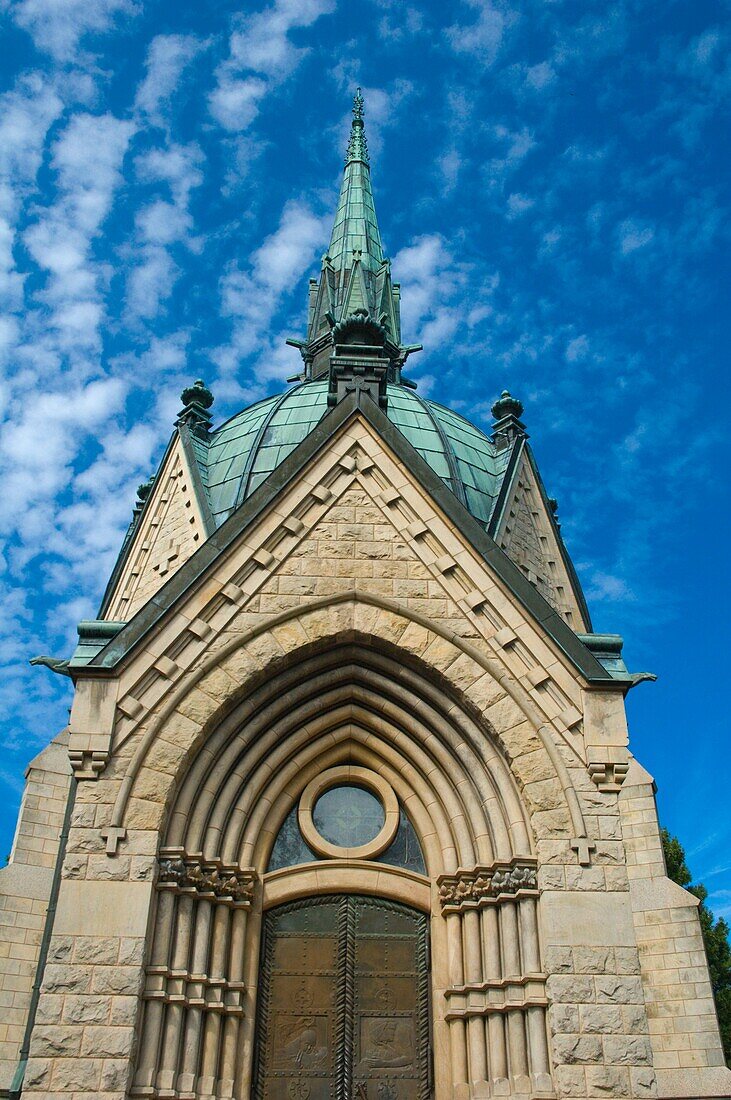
[0,0,727,913]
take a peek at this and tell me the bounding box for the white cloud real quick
[209,0,335,133]
[585,571,636,604]
[565,334,589,362]
[22,111,135,365]
[525,61,556,90]
[135,142,204,205]
[216,199,329,381]
[125,246,177,320]
[0,73,63,220]
[506,192,533,218]
[618,218,654,254]
[483,124,536,191]
[438,149,462,194]
[229,0,334,77]
[494,125,535,165]
[135,34,207,125]
[445,1,512,65]
[1,378,127,513]
[209,76,268,132]
[8,0,138,60]
[126,142,204,320]
[390,234,495,359]
[375,4,424,41]
[0,75,64,317]
[0,102,137,680]
[135,199,192,246]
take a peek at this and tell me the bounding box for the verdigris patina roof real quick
[199,379,513,528]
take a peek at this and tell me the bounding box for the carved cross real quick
[570,837,596,866]
[100,826,127,856]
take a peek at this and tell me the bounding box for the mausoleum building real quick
[1,91,729,1100]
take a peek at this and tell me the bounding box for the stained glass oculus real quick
[312,784,385,849]
[267,802,426,875]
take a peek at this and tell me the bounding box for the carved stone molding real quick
[443,975,548,1019]
[437,859,538,911]
[69,748,109,780]
[570,837,596,867]
[157,850,256,906]
[588,760,630,792]
[142,966,246,1017]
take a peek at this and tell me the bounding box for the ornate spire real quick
[290,90,424,395]
[345,87,369,164]
[327,88,383,276]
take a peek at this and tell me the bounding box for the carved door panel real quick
[254,896,430,1100]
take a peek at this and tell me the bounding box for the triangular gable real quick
[341,257,369,315]
[90,392,611,688]
[309,263,336,341]
[101,430,213,621]
[491,445,591,631]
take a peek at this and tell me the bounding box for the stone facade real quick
[0,732,71,1093]
[1,412,728,1098]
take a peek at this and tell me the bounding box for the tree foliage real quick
[661,828,731,1063]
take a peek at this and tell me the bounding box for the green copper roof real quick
[201,380,511,528]
[327,88,384,276]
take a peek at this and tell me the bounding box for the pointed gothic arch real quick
[129,627,555,1098]
[115,593,587,845]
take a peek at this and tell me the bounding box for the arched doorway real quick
[128,633,554,1097]
[254,895,430,1100]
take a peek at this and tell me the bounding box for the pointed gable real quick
[89,393,610,694]
[101,434,211,622]
[492,447,591,631]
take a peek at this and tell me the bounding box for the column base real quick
[531,1071,555,1096]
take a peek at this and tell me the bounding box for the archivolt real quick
[111,594,587,840]
[131,632,557,1097]
[162,640,533,872]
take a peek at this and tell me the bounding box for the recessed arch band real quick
[110,593,588,841]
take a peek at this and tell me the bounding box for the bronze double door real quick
[254,895,430,1100]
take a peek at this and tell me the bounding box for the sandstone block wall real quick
[0,731,71,1093]
[620,758,730,1097]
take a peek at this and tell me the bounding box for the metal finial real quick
[180,378,214,410]
[177,379,214,438]
[491,389,524,421]
[346,88,369,164]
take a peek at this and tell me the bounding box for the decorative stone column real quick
[130,851,256,1098]
[438,859,553,1098]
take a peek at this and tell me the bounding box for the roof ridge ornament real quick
[176,379,214,438]
[491,389,527,449]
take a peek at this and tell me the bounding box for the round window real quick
[313,785,385,849]
[298,767,400,859]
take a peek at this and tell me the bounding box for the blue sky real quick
[0,0,729,913]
